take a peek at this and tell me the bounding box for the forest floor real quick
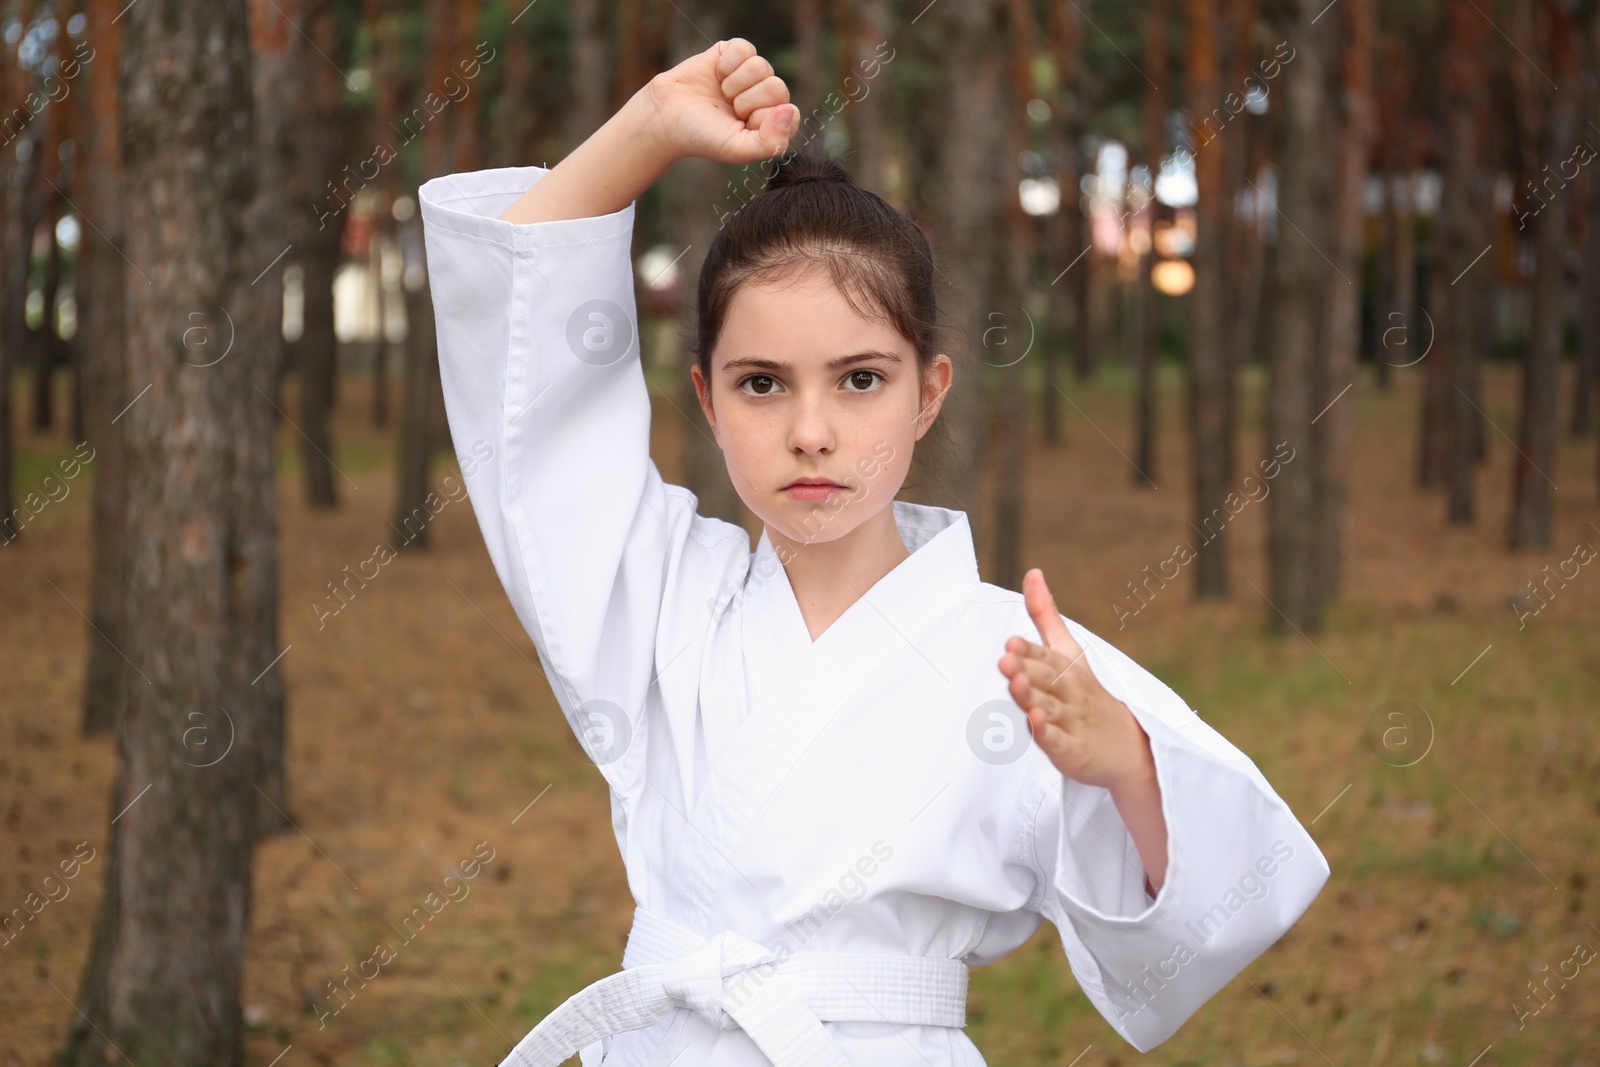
[2,358,1598,1067]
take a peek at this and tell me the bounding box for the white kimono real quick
[419,166,1330,1067]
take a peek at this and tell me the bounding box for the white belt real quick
[496,906,969,1066]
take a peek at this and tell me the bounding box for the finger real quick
[721,54,774,101]
[732,75,790,121]
[740,103,797,157]
[1023,568,1085,660]
[746,104,782,136]
[1005,635,1087,690]
[715,38,757,80]
[1026,704,1076,761]
[1007,669,1066,723]
[1000,643,1067,694]
[1014,651,1085,703]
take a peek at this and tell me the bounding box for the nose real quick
[787,390,836,456]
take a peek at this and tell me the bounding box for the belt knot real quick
[657,930,781,1030]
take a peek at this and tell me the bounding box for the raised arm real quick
[416,39,800,801]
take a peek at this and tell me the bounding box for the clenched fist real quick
[639,37,802,166]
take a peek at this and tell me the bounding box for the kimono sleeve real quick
[417,166,720,795]
[1020,616,1330,1052]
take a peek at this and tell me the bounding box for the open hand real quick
[641,38,800,166]
[998,568,1156,793]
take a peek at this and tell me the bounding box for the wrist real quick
[614,78,682,174]
[1107,706,1156,799]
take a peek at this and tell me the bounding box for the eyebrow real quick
[720,350,905,373]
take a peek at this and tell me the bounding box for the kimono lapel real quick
[668,500,982,932]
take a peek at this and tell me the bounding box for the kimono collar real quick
[744,500,981,660]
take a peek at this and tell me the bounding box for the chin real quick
[769,493,890,546]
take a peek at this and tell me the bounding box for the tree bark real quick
[1221,0,1264,384]
[245,0,295,832]
[33,192,61,432]
[59,0,275,1062]
[1572,12,1600,437]
[78,0,130,739]
[3,3,45,532]
[1041,0,1086,446]
[1263,0,1325,632]
[395,208,439,550]
[1131,0,1167,484]
[285,0,351,509]
[1508,1,1578,550]
[793,0,823,119]
[845,0,891,193]
[392,0,462,551]
[566,0,609,150]
[1434,2,1491,526]
[1185,0,1234,600]
[1371,27,1417,392]
[0,0,32,546]
[992,0,1038,591]
[916,0,1001,539]
[1312,0,1373,602]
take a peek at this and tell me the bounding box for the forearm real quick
[499,84,679,224]
[1109,727,1168,895]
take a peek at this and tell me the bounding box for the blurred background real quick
[1,0,1598,1064]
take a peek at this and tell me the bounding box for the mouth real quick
[783,478,847,499]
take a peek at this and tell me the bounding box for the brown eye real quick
[739,374,779,396]
[846,370,884,392]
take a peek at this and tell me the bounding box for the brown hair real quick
[691,152,940,386]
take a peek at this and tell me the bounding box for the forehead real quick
[713,265,912,370]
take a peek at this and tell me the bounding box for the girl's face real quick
[691,265,952,546]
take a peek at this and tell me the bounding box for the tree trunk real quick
[245,0,294,832]
[1312,0,1373,602]
[566,0,609,149]
[494,0,539,167]
[1572,12,1600,437]
[1231,129,1269,375]
[1132,0,1166,484]
[1417,232,1451,487]
[1508,2,1578,550]
[1220,0,1261,377]
[793,0,823,118]
[1435,2,1491,526]
[33,204,61,431]
[846,0,891,193]
[993,0,1037,591]
[78,0,130,737]
[1263,0,1325,632]
[59,0,274,1062]
[392,0,462,551]
[1040,1,1079,446]
[395,209,439,550]
[0,0,42,547]
[1040,1,1091,392]
[368,3,403,429]
[1185,0,1234,600]
[284,0,350,508]
[917,0,1001,538]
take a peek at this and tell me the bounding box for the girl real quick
[419,37,1327,1067]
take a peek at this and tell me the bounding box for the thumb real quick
[1023,568,1083,660]
[746,103,798,157]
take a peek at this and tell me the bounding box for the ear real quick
[690,362,722,448]
[914,354,953,440]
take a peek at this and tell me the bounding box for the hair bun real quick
[765,152,854,191]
